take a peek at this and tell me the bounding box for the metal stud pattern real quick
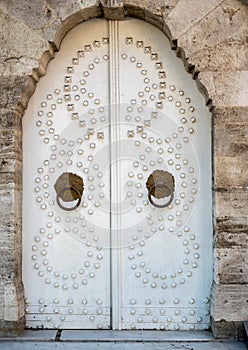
[23,19,111,330]
[23,19,212,330]
[116,20,211,330]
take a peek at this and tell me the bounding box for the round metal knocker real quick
[54,172,84,211]
[146,170,175,208]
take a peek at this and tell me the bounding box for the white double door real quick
[23,18,212,330]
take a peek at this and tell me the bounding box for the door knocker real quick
[146,170,175,208]
[54,172,84,211]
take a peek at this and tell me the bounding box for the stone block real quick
[0,110,22,129]
[124,1,146,19]
[0,172,22,187]
[101,0,125,20]
[188,31,248,73]
[0,282,25,332]
[195,71,215,105]
[166,0,224,40]
[213,107,248,157]
[80,3,102,20]
[211,283,248,321]
[0,261,15,285]
[211,318,244,339]
[146,0,179,19]
[0,207,22,251]
[214,248,248,284]
[0,5,53,78]
[0,129,22,155]
[0,158,22,186]
[0,185,22,244]
[0,316,25,337]
[0,1,54,31]
[216,189,248,219]
[215,157,248,189]
[177,0,248,59]
[145,8,163,30]
[0,76,36,113]
[0,0,59,44]
[47,0,82,22]
[216,218,248,248]
[0,249,22,282]
[4,285,19,308]
[213,71,248,107]
[4,283,25,320]
[0,284,3,319]
[197,71,248,107]
[55,4,102,49]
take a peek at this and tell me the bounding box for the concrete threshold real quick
[0,331,247,350]
[3,330,215,342]
[60,330,215,342]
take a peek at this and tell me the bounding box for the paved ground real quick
[0,330,246,350]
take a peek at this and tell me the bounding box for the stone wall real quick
[0,0,247,338]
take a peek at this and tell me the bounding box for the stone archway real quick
[0,0,247,338]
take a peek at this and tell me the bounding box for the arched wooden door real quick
[23,18,212,330]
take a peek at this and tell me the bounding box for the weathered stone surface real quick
[2,283,25,330]
[216,190,248,219]
[0,0,61,46]
[0,76,36,112]
[216,218,248,249]
[47,0,82,22]
[54,3,102,49]
[146,0,179,18]
[214,248,248,284]
[0,110,22,129]
[214,107,248,157]
[0,1,58,34]
[195,71,215,105]
[197,71,248,107]
[215,157,248,189]
[0,249,21,283]
[188,31,248,72]
[211,319,244,340]
[0,223,22,251]
[0,317,25,337]
[101,0,125,20]
[0,285,3,320]
[124,0,146,19]
[0,155,22,182]
[176,0,248,60]
[0,0,101,49]
[0,5,53,78]
[211,283,248,321]
[0,187,22,251]
[0,130,22,156]
[145,7,163,30]
[166,0,224,40]
[0,182,22,259]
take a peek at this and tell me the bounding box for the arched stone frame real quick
[0,0,247,338]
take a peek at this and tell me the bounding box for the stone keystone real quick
[100,0,125,20]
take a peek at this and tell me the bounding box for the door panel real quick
[23,19,111,329]
[22,18,212,331]
[115,19,212,330]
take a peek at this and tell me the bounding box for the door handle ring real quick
[148,184,174,208]
[56,186,82,211]
[54,172,84,211]
[146,170,175,208]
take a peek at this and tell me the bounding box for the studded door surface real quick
[113,20,212,331]
[23,18,212,330]
[23,19,111,329]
